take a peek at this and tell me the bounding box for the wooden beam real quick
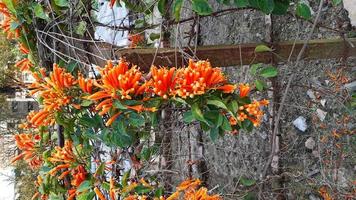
[91,38,356,70]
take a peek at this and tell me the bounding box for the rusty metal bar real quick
[90,38,356,69]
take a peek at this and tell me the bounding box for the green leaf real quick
[121,170,130,187]
[250,63,262,75]
[54,0,69,7]
[76,191,95,200]
[183,111,194,123]
[173,97,187,104]
[254,44,272,53]
[255,79,264,91]
[75,21,87,36]
[158,0,166,15]
[155,187,164,197]
[244,192,257,200]
[111,121,134,147]
[79,114,101,128]
[205,111,223,127]
[34,4,49,20]
[242,120,253,132]
[207,99,228,110]
[221,115,232,131]
[332,0,342,6]
[77,181,92,193]
[210,127,219,142]
[272,0,290,15]
[149,33,161,41]
[233,0,248,7]
[114,100,127,110]
[81,100,93,107]
[259,66,278,78]
[257,0,274,14]
[192,0,213,15]
[296,2,312,20]
[66,61,77,73]
[240,177,256,186]
[217,0,231,5]
[128,112,145,127]
[135,185,152,194]
[173,0,183,21]
[191,103,206,123]
[228,100,239,114]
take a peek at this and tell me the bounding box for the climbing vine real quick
[0,0,348,199]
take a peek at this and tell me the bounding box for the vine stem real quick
[262,0,325,178]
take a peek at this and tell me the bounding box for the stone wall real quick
[157,1,356,199]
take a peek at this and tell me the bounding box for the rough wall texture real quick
[158,1,356,199]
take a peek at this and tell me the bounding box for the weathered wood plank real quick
[91,38,356,69]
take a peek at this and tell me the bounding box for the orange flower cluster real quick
[167,179,221,200]
[11,133,42,169]
[25,110,54,128]
[28,64,76,126]
[15,58,33,71]
[150,66,176,99]
[230,99,269,127]
[87,60,152,126]
[46,141,87,199]
[174,60,235,98]
[48,140,76,163]
[87,59,236,126]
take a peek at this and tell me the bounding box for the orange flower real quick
[150,66,176,99]
[169,178,221,200]
[128,33,144,48]
[94,187,107,200]
[175,60,228,98]
[216,84,236,93]
[78,73,93,93]
[89,60,145,100]
[110,177,116,200]
[229,116,237,125]
[27,110,54,127]
[48,140,76,163]
[71,165,87,187]
[239,83,250,98]
[29,64,76,120]
[19,43,30,54]
[11,133,42,169]
[0,3,10,17]
[1,16,20,39]
[105,112,122,126]
[15,58,33,71]
[176,179,201,191]
[236,99,269,127]
[49,164,71,175]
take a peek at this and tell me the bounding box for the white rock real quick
[316,109,327,121]
[312,150,320,158]
[307,89,316,100]
[293,116,308,132]
[320,99,326,107]
[305,137,316,150]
